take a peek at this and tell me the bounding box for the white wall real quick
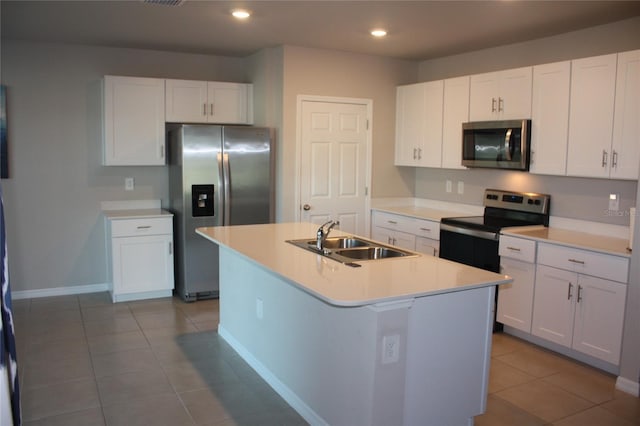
[1,40,249,292]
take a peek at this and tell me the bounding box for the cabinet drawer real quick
[537,242,629,283]
[111,217,173,238]
[372,211,413,233]
[499,235,536,263]
[412,218,440,240]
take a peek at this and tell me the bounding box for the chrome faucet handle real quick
[316,220,339,251]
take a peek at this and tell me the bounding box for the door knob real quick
[303,204,311,211]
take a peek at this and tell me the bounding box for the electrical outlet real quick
[457,181,464,194]
[446,180,452,193]
[125,177,134,191]
[609,193,620,211]
[382,334,400,364]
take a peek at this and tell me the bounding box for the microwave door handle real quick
[504,128,513,161]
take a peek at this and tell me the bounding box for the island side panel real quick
[403,285,495,426]
[217,247,411,426]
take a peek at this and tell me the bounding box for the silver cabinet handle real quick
[507,246,521,252]
[387,220,397,225]
[137,225,151,229]
[498,97,504,112]
[169,242,172,255]
[210,103,214,116]
[612,150,618,168]
[491,98,497,112]
[602,150,608,167]
[417,148,422,160]
[419,227,431,232]
[387,237,393,244]
[413,148,417,160]
[203,103,207,116]
[568,258,585,265]
[567,282,573,300]
[160,144,165,159]
[577,285,583,303]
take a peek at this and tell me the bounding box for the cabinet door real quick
[530,61,570,175]
[497,258,535,333]
[415,237,438,257]
[207,82,250,124]
[469,72,499,121]
[395,83,426,166]
[572,275,626,364]
[498,67,532,120]
[371,226,395,246]
[531,265,576,347]
[610,49,640,180]
[419,80,444,167]
[165,79,208,123]
[392,230,416,250]
[441,76,469,169]
[566,54,617,178]
[112,234,174,296]
[103,76,165,166]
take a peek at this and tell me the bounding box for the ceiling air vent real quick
[142,0,186,6]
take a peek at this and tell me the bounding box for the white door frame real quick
[295,94,373,236]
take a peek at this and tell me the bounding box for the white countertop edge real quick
[103,208,173,220]
[372,197,483,215]
[501,225,631,258]
[548,216,629,240]
[196,225,511,308]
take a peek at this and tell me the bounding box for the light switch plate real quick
[457,181,464,194]
[609,193,619,211]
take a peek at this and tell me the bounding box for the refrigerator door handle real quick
[222,152,231,226]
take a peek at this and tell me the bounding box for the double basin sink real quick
[287,235,418,266]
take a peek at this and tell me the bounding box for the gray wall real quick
[1,40,249,292]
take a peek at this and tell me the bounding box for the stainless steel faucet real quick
[316,220,340,251]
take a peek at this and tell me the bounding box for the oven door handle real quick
[440,223,499,241]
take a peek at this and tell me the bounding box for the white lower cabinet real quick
[107,215,175,302]
[531,243,628,365]
[497,235,537,333]
[370,210,439,256]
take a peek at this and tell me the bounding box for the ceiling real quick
[2,0,640,61]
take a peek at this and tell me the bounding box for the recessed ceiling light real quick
[371,29,387,38]
[232,9,251,19]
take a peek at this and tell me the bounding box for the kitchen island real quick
[196,223,511,426]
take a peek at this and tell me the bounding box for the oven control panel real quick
[484,189,550,215]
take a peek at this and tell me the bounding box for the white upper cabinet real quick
[165,79,253,124]
[441,76,469,169]
[103,75,166,166]
[566,54,617,178]
[530,61,571,175]
[395,81,444,167]
[610,49,640,180]
[469,67,532,121]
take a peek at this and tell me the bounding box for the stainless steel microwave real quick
[462,119,531,170]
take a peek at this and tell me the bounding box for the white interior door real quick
[299,99,370,236]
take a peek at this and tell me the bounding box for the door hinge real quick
[365,186,369,196]
[366,119,370,130]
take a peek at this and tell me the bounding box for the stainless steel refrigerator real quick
[168,124,275,301]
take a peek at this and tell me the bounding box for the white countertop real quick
[196,222,511,307]
[103,208,173,220]
[502,225,631,258]
[372,205,474,222]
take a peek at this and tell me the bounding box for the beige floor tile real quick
[127,297,180,314]
[96,368,175,407]
[134,309,192,330]
[81,304,134,322]
[542,364,616,404]
[179,383,268,425]
[78,291,112,307]
[488,358,536,393]
[25,337,90,364]
[83,315,141,337]
[30,295,80,312]
[599,389,640,424]
[193,320,219,332]
[495,379,594,423]
[24,407,105,426]
[91,347,162,378]
[28,320,86,344]
[494,345,576,378]
[23,352,94,389]
[102,393,195,426]
[491,332,536,357]
[21,378,101,422]
[162,359,241,393]
[87,329,150,355]
[551,405,636,426]
[474,395,545,426]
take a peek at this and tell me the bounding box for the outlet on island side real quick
[125,177,134,191]
[382,334,400,364]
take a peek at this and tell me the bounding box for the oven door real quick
[438,224,500,272]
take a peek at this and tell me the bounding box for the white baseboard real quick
[218,325,328,426]
[11,283,109,300]
[616,376,640,397]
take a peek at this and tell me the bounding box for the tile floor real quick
[11,292,640,425]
